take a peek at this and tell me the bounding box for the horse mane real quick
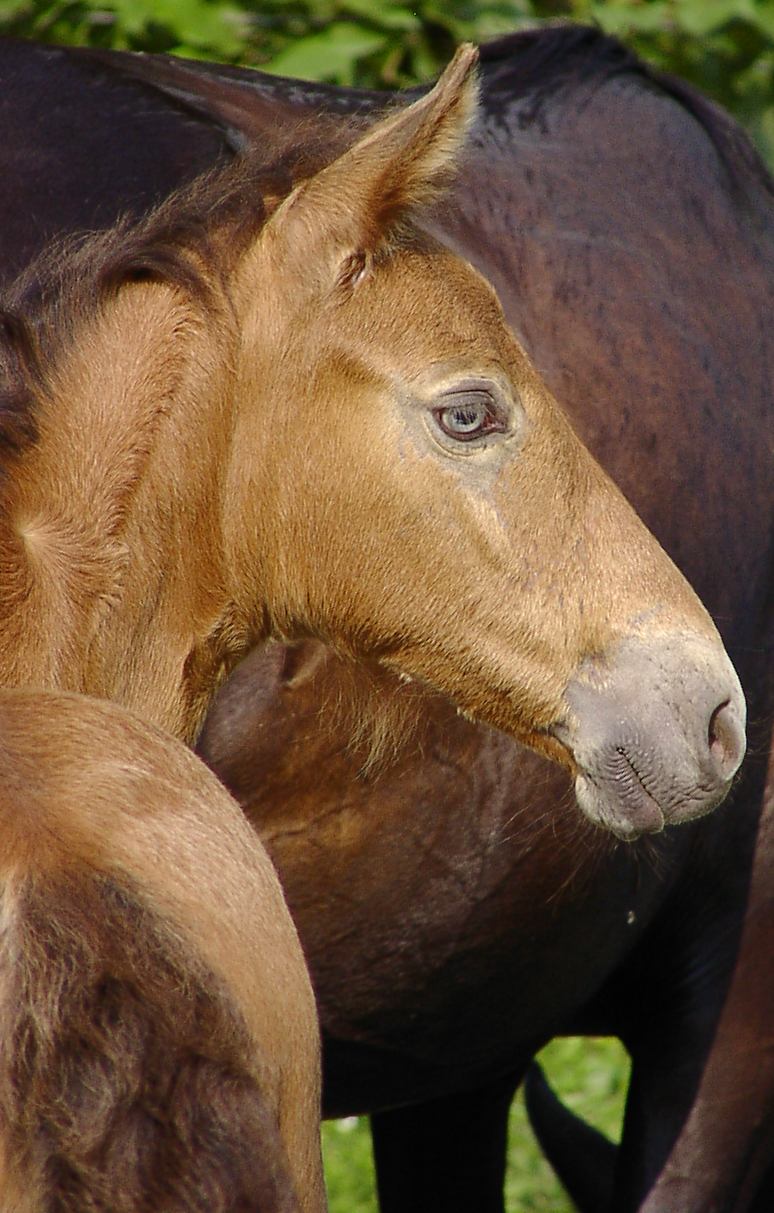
[0,115,354,468]
[479,24,773,199]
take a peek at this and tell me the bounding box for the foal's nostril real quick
[707,698,746,783]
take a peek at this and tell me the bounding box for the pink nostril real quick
[708,699,745,782]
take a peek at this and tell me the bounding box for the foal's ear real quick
[269,44,479,276]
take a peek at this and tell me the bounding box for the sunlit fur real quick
[0,45,494,744]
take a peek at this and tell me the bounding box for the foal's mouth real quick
[546,722,666,839]
[573,748,668,840]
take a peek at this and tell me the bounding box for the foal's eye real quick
[433,391,506,443]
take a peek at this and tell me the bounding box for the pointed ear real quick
[268,44,479,278]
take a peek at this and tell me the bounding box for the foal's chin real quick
[572,765,737,842]
[552,633,746,841]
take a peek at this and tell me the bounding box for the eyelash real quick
[433,392,506,442]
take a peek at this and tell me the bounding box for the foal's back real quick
[0,688,325,1213]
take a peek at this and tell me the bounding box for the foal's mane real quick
[0,116,353,467]
[478,25,773,199]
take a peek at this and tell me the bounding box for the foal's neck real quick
[0,280,248,742]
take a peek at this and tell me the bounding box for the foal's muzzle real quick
[554,634,746,840]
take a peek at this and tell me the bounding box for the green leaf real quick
[340,0,420,33]
[591,3,672,38]
[421,1,533,42]
[262,21,388,84]
[105,0,246,54]
[674,0,756,37]
[748,0,774,39]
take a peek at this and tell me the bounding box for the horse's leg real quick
[518,1022,703,1213]
[523,1062,616,1213]
[371,1071,521,1213]
[570,732,767,1213]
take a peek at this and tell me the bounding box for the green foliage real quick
[322,1115,378,1212]
[0,0,247,56]
[249,1,536,86]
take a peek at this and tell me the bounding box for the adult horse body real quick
[1,28,771,1212]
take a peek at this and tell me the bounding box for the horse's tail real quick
[523,1062,616,1213]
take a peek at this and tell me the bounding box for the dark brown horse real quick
[1,27,772,1212]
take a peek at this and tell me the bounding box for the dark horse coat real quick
[1,27,772,1213]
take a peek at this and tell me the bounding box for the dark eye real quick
[433,391,506,442]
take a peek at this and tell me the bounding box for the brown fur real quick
[0,873,295,1213]
[0,46,495,744]
[0,687,324,1213]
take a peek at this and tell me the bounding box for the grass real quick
[322,1036,630,1212]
